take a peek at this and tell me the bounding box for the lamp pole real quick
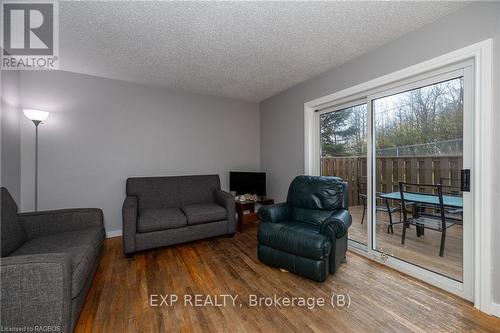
[23,109,49,212]
[33,120,41,211]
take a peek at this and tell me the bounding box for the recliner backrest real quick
[291,207,334,225]
[340,181,349,209]
[286,176,347,225]
[1,187,28,257]
[287,176,344,210]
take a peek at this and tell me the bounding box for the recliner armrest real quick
[258,203,292,223]
[122,196,138,255]
[321,209,352,239]
[19,208,104,240]
[0,253,72,332]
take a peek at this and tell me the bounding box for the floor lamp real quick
[23,109,50,211]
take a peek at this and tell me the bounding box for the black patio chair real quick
[357,176,401,234]
[439,177,463,222]
[399,181,458,257]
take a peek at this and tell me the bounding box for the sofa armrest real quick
[258,203,292,223]
[214,190,236,234]
[122,196,138,255]
[0,253,72,332]
[321,209,352,239]
[19,208,104,240]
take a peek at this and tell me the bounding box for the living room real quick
[1,1,499,332]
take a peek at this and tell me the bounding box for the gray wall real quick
[19,70,260,234]
[260,2,500,304]
[1,70,21,203]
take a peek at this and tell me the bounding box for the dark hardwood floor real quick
[75,224,500,332]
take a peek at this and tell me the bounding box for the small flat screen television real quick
[230,172,266,196]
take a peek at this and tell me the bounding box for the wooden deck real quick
[348,205,463,281]
[74,227,498,333]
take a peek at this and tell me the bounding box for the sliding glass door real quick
[372,74,468,282]
[318,63,473,300]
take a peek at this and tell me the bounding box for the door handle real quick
[461,169,470,192]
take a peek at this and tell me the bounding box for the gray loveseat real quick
[0,187,105,333]
[122,174,235,256]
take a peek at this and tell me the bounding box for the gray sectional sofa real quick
[122,174,235,256]
[0,187,105,333]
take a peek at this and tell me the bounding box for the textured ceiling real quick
[59,1,469,102]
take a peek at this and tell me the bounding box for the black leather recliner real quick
[257,176,352,282]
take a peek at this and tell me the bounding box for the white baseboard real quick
[106,229,122,238]
[491,302,500,318]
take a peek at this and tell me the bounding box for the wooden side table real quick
[235,199,275,232]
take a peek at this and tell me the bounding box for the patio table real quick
[379,192,463,208]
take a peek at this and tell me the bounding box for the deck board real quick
[348,205,463,281]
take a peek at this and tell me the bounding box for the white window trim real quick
[304,39,493,314]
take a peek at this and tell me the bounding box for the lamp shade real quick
[23,109,50,122]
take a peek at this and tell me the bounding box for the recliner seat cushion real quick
[182,203,227,225]
[258,222,331,260]
[9,227,105,298]
[138,208,187,232]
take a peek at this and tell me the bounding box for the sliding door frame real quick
[317,99,368,251]
[304,39,493,313]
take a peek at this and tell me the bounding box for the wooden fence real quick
[321,155,463,207]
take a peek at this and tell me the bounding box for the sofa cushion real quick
[181,203,227,225]
[258,221,331,260]
[179,175,220,206]
[138,208,187,233]
[9,227,105,298]
[1,187,28,257]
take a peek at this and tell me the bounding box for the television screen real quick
[230,172,266,196]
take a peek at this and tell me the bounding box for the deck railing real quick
[321,155,463,207]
